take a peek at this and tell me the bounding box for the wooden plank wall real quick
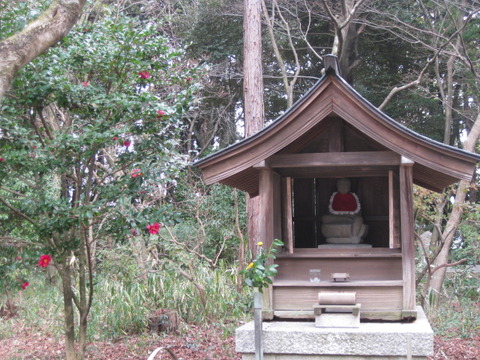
[272,256,404,314]
[275,257,403,282]
[273,286,403,311]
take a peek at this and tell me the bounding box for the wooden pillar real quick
[259,167,275,250]
[399,157,416,312]
[281,177,294,253]
[389,170,401,248]
[273,172,282,242]
[257,165,280,320]
[256,164,282,248]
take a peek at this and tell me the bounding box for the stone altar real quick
[236,306,433,360]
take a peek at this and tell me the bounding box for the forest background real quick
[0,1,479,359]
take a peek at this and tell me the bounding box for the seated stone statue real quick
[321,178,368,244]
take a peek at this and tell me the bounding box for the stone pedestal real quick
[236,306,433,360]
[313,304,361,328]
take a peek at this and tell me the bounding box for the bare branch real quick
[431,258,467,275]
[0,186,29,198]
[378,8,477,110]
[147,346,179,360]
[161,225,215,267]
[320,0,340,28]
[0,196,36,224]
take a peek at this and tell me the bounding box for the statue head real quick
[336,178,351,194]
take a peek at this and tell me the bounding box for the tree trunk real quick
[59,263,77,360]
[261,0,300,108]
[78,243,88,360]
[0,0,87,103]
[234,189,247,291]
[244,0,264,137]
[335,19,359,83]
[324,0,365,83]
[429,112,480,297]
[416,0,480,302]
[243,0,264,251]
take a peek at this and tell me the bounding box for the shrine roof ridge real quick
[194,56,480,168]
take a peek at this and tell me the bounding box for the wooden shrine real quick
[195,55,479,321]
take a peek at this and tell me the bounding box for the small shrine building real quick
[194,55,479,321]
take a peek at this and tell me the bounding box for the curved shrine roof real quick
[194,57,479,196]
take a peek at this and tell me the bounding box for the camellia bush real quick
[0,7,202,360]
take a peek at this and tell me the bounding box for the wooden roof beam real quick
[267,151,401,168]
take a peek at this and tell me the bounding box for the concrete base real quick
[315,309,360,329]
[236,306,433,360]
[315,312,360,328]
[241,355,428,359]
[313,304,361,328]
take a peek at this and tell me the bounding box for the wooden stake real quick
[254,289,264,360]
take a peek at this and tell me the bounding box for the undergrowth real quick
[3,249,478,343]
[426,268,480,338]
[0,252,251,342]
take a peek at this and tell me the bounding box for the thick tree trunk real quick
[244,0,264,137]
[0,0,86,102]
[324,0,364,83]
[243,0,264,251]
[336,22,359,83]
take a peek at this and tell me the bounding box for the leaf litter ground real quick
[0,319,478,359]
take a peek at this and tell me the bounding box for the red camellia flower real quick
[123,140,131,147]
[131,229,138,236]
[38,254,52,268]
[138,71,151,79]
[82,81,89,87]
[21,282,29,290]
[113,136,118,141]
[146,222,161,235]
[16,256,22,261]
[186,77,192,82]
[131,168,143,178]
[157,110,165,117]
[0,157,4,162]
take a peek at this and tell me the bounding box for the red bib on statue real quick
[329,192,360,214]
